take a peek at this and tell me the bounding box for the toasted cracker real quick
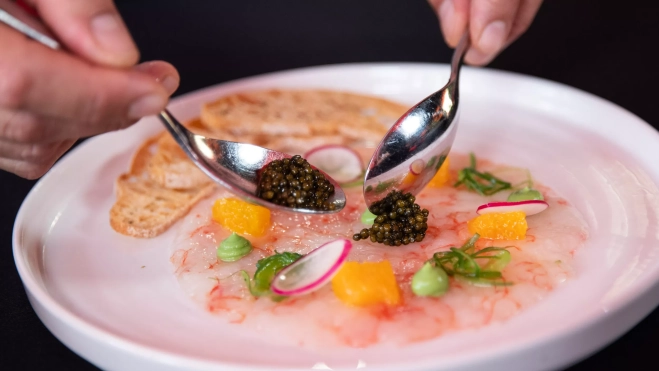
[200,89,407,138]
[110,132,215,238]
[110,174,214,238]
[146,133,212,190]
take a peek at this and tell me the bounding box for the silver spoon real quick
[0,3,346,214]
[363,32,470,210]
[158,112,346,214]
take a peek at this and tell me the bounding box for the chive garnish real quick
[454,153,511,196]
[431,233,514,287]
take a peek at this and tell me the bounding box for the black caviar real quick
[257,155,336,211]
[353,190,429,246]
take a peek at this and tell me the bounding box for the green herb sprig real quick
[431,233,513,287]
[454,153,511,196]
[241,251,302,300]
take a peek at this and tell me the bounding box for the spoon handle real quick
[449,32,470,81]
[0,1,59,50]
[158,110,199,162]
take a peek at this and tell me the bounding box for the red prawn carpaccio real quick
[169,153,588,349]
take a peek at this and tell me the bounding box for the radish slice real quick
[476,200,549,216]
[304,145,363,183]
[271,239,352,296]
[409,159,425,175]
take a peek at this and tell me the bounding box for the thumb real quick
[29,0,139,67]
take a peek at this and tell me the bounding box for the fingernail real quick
[157,75,179,95]
[91,13,138,58]
[128,95,166,119]
[464,48,490,66]
[439,0,456,45]
[477,21,507,55]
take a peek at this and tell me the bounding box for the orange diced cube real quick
[212,198,271,236]
[468,211,527,240]
[331,261,401,307]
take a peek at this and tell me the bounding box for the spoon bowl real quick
[363,33,470,209]
[159,111,347,214]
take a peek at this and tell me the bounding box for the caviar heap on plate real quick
[257,155,336,211]
[353,190,429,245]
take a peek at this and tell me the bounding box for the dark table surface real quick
[2,0,658,370]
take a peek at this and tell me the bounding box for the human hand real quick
[429,0,543,65]
[0,0,179,179]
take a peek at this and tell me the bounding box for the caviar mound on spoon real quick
[159,111,347,214]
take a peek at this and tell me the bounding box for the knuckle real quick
[3,113,46,143]
[74,78,128,129]
[75,90,132,136]
[0,69,32,110]
[19,143,56,162]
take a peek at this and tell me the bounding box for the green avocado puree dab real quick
[507,187,544,202]
[217,232,253,262]
[411,262,449,297]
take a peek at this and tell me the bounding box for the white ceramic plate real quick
[13,63,659,371]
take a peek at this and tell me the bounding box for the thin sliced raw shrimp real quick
[169,152,588,349]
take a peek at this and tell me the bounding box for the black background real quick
[1,0,658,370]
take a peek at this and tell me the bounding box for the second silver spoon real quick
[363,32,470,209]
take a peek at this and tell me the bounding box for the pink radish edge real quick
[270,239,352,296]
[304,145,363,183]
[409,159,425,175]
[476,200,549,216]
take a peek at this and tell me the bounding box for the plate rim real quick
[12,61,659,371]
